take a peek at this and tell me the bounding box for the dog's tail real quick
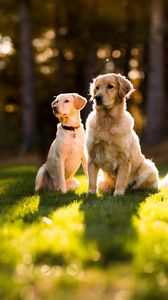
[159,174,168,188]
[35,164,53,191]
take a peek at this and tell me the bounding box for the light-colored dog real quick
[85,73,160,196]
[35,93,87,193]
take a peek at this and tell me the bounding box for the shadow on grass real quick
[79,190,151,265]
[1,165,168,300]
[36,188,152,265]
[25,189,82,222]
[0,165,37,206]
[0,165,155,266]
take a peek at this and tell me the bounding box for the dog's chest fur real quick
[87,110,131,174]
[60,126,85,177]
[58,125,85,156]
[92,120,121,172]
[92,142,118,173]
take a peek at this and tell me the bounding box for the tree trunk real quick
[144,0,165,143]
[54,0,66,94]
[19,0,36,156]
[80,46,96,126]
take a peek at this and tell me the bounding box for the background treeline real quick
[0,0,167,160]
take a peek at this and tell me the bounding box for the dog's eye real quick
[95,86,100,90]
[64,99,70,103]
[107,84,114,89]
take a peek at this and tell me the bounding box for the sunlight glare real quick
[129,58,139,68]
[42,216,53,225]
[64,49,74,61]
[128,70,141,80]
[112,49,121,58]
[40,65,55,74]
[0,36,14,56]
[97,46,111,59]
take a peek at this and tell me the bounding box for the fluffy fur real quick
[85,73,160,196]
[35,93,87,193]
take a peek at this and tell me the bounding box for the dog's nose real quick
[95,95,103,106]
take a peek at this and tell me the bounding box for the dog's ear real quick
[73,93,87,110]
[51,96,57,108]
[116,74,135,100]
[89,78,97,100]
[89,76,99,101]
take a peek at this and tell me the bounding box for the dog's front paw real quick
[61,187,67,193]
[113,189,125,196]
[66,178,80,190]
[54,185,67,193]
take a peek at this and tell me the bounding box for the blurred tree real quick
[0,0,168,159]
[53,0,98,124]
[19,0,36,156]
[54,0,67,93]
[144,0,166,143]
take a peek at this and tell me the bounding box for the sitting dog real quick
[85,73,160,196]
[35,93,87,193]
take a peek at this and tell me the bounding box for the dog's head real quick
[90,73,134,109]
[51,93,87,118]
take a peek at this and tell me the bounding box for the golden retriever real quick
[85,73,159,196]
[35,93,87,193]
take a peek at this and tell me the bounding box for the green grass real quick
[0,165,168,300]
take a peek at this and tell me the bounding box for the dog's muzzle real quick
[95,95,103,106]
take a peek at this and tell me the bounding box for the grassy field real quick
[0,164,168,300]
